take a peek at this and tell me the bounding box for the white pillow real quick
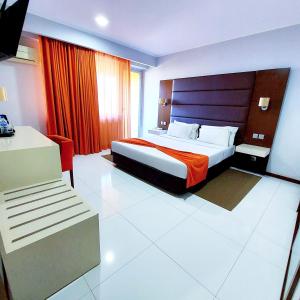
[174,120,199,139]
[225,126,239,146]
[198,126,230,146]
[198,125,239,146]
[167,122,192,139]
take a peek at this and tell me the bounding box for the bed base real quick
[111,152,233,194]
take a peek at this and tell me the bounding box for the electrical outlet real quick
[252,133,259,139]
[258,134,265,140]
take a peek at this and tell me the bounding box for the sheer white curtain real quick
[95,52,131,149]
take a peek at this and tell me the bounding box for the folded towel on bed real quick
[118,138,209,188]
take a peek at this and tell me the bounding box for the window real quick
[130,70,142,137]
[95,52,131,149]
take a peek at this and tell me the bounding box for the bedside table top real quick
[148,129,167,135]
[235,143,270,158]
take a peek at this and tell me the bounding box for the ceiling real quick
[23,0,300,56]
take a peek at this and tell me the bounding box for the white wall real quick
[143,25,300,180]
[0,37,47,133]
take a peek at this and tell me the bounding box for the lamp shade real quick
[258,97,270,107]
[258,97,270,110]
[159,98,168,106]
[0,87,7,102]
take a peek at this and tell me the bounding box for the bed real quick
[112,134,234,180]
[112,134,235,194]
[111,71,256,194]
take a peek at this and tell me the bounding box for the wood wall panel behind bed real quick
[157,80,173,130]
[244,68,290,148]
[159,68,290,147]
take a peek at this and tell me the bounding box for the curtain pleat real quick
[40,37,101,154]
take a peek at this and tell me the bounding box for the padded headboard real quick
[171,71,256,144]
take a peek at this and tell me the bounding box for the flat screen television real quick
[0,0,29,61]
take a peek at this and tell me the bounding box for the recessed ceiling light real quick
[95,15,109,27]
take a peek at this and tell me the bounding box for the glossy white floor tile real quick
[84,170,128,193]
[232,176,281,229]
[73,177,98,199]
[122,196,187,241]
[123,172,163,194]
[84,192,119,220]
[192,202,253,246]
[231,200,266,229]
[268,180,300,212]
[92,246,214,300]
[246,231,290,269]
[48,277,90,300]
[155,191,200,215]
[84,214,151,288]
[237,176,280,209]
[97,180,153,212]
[80,292,95,300]
[217,250,285,300]
[156,218,243,294]
[48,153,299,300]
[256,202,297,249]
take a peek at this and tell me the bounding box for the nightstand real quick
[148,128,167,135]
[232,144,270,174]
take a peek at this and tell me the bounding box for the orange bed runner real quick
[119,138,209,188]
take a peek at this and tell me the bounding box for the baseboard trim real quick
[266,172,300,185]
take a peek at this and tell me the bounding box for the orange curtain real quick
[95,52,131,149]
[40,37,101,155]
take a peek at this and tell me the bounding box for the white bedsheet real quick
[111,134,235,179]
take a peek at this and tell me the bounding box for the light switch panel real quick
[258,134,265,140]
[252,133,259,139]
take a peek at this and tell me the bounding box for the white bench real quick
[0,179,100,300]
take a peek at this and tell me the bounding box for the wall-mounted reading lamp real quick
[258,97,270,111]
[159,98,168,106]
[0,87,7,103]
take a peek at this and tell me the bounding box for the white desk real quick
[0,126,61,192]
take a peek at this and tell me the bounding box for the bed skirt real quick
[112,151,233,194]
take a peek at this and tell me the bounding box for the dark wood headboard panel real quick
[170,72,256,143]
[158,68,290,147]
